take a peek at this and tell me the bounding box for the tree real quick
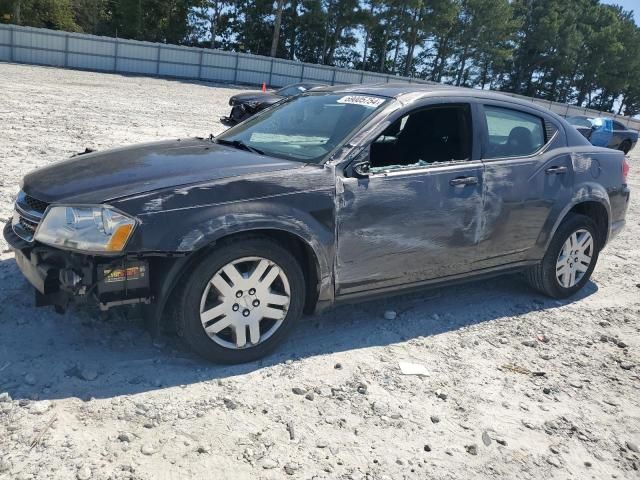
[270,0,284,56]
[0,0,80,30]
[1,0,639,118]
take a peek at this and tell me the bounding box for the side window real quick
[368,104,472,173]
[612,121,625,131]
[483,106,545,159]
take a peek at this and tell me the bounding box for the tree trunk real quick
[617,94,627,115]
[362,29,370,70]
[455,45,469,86]
[576,80,590,106]
[403,8,420,77]
[479,59,489,89]
[270,0,285,57]
[14,0,21,24]
[209,2,220,48]
[431,33,450,82]
[391,5,406,73]
[137,0,143,39]
[362,2,375,70]
[288,0,298,59]
[379,26,389,72]
[322,1,333,64]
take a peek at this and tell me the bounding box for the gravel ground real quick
[0,63,639,480]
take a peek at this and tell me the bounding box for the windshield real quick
[216,93,389,163]
[276,84,313,97]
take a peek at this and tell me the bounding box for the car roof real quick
[317,82,559,112]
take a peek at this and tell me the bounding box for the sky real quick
[602,0,640,25]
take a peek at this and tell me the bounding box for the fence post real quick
[197,50,204,81]
[268,58,274,87]
[360,70,365,84]
[156,44,161,75]
[300,63,305,82]
[9,25,14,62]
[113,38,119,72]
[64,33,69,67]
[233,52,239,83]
[331,67,337,86]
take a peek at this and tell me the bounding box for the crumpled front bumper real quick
[220,104,254,125]
[3,221,151,311]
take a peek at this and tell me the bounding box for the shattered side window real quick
[368,104,473,172]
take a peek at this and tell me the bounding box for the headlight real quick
[35,205,137,253]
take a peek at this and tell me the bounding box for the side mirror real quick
[345,146,371,178]
[352,161,371,177]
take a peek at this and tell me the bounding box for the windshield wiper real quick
[216,139,264,155]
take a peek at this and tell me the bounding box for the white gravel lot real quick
[0,63,639,480]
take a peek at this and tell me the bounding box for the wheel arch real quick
[154,226,331,334]
[544,194,611,252]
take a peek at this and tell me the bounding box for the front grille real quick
[19,216,38,234]
[12,191,47,242]
[23,194,49,214]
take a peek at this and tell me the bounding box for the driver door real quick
[334,102,485,296]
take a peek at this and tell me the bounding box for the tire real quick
[619,140,631,155]
[525,213,600,299]
[178,237,305,363]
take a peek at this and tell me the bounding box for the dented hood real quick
[21,138,302,204]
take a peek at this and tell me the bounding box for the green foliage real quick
[1,0,639,115]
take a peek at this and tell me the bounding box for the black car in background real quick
[566,115,638,154]
[4,85,631,363]
[221,82,327,125]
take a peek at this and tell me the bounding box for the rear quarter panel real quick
[539,146,628,253]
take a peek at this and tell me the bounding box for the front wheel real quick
[178,238,305,363]
[525,214,600,298]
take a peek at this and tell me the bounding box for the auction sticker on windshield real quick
[337,95,385,108]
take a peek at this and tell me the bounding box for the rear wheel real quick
[619,140,631,155]
[525,214,600,298]
[179,238,305,363]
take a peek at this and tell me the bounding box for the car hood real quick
[231,91,283,105]
[22,138,303,204]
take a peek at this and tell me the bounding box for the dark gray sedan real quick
[4,84,631,363]
[221,81,327,125]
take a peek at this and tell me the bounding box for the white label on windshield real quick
[337,95,385,108]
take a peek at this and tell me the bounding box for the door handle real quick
[545,166,568,175]
[449,176,478,186]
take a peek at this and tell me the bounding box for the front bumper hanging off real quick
[3,221,151,311]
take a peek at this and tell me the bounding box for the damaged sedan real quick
[4,84,631,363]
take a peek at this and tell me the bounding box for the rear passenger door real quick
[475,102,573,268]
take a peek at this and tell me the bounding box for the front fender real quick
[176,202,333,275]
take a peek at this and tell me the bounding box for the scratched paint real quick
[14,84,631,319]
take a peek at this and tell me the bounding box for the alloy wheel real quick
[555,229,594,288]
[199,256,291,349]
